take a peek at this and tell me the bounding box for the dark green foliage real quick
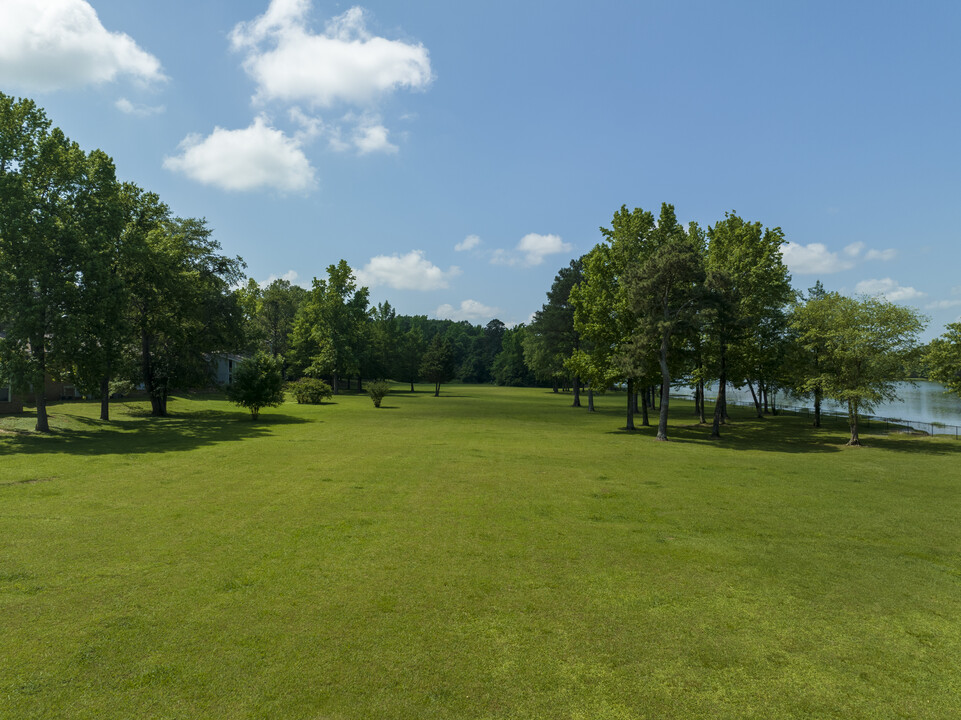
[366,379,391,408]
[225,352,285,419]
[926,322,961,397]
[493,325,536,386]
[288,377,333,404]
[420,336,455,396]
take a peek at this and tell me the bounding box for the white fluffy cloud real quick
[163,116,315,192]
[782,241,897,275]
[865,248,897,261]
[492,233,572,267]
[115,98,164,116]
[782,242,855,274]
[356,251,460,290]
[455,235,481,252]
[230,3,432,108]
[855,278,925,302]
[925,299,961,310]
[435,299,499,322]
[0,0,165,91]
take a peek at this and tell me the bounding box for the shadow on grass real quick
[604,410,961,455]
[0,409,312,457]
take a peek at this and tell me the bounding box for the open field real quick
[2,386,960,719]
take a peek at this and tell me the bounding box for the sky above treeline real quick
[2,0,959,337]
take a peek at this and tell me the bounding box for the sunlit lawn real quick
[1,386,960,719]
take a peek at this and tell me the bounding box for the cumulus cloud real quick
[356,250,460,290]
[782,241,897,275]
[492,233,572,267]
[0,0,165,92]
[163,116,315,192]
[924,299,961,310]
[855,278,925,302]
[782,242,855,274]
[865,248,897,261]
[455,235,482,252]
[115,97,164,116]
[351,117,397,154]
[435,299,499,322]
[230,2,432,108]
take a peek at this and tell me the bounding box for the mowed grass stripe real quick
[1,385,960,719]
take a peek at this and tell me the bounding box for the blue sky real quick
[2,0,959,337]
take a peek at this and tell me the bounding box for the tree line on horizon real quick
[3,92,960,441]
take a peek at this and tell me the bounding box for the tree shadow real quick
[602,410,961,455]
[0,409,312,457]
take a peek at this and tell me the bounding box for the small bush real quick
[367,380,392,408]
[289,377,333,405]
[226,353,285,420]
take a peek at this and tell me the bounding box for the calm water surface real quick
[709,380,961,432]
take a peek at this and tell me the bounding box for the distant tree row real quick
[235,261,536,396]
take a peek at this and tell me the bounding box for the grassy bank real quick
[2,386,960,719]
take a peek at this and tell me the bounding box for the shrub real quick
[225,353,285,420]
[366,380,392,408]
[289,377,333,405]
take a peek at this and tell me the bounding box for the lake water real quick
[701,380,961,435]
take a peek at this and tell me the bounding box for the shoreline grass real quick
[2,386,960,718]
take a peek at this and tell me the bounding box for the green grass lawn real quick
[2,386,960,719]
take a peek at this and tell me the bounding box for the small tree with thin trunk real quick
[420,336,454,397]
[225,352,285,420]
[797,292,925,446]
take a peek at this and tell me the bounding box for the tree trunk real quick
[357,375,363,393]
[712,346,727,438]
[640,387,649,426]
[552,379,559,393]
[587,388,595,412]
[813,388,822,428]
[572,376,581,407]
[771,391,778,416]
[698,380,706,424]
[35,388,50,432]
[626,378,635,431]
[410,380,415,392]
[762,383,769,413]
[332,372,339,395]
[434,382,440,397]
[847,399,861,446]
[747,379,764,418]
[656,334,671,441]
[100,375,110,422]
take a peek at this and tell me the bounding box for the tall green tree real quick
[705,212,792,435]
[571,205,657,430]
[524,257,583,400]
[0,94,98,431]
[624,206,706,441]
[925,322,961,398]
[124,204,245,416]
[62,153,128,421]
[794,292,925,445]
[289,260,369,393]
